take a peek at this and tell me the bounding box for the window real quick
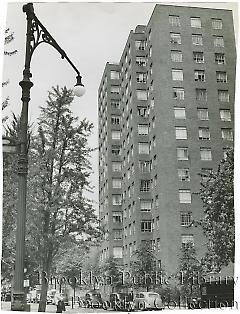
[169,15,180,26]
[138,106,148,117]
[112,145,121,156]
[191,17,201,28]
[197,108,209,120]
[140,199,152,212]
[180,212,192,226]
[113,230,122,240]
[136,56,147,66]
[111,100,120,109]
[173,87,184,100]
[139,142,150,154]
[111,115,121,125]
[214,36,224,47]
[194,70,205,82]
[179,190,191,203]
[221,128,233,141]
[200,148,212,161]
[178,168,190,181]
[218,90,229,102]
[196,89,207,101]
[215,53,225,65]
[192,34,203,45]
[172,69,183,81]
[136,72,147,83]
[212,18,222,29]
[112,194,122,205]
[199,127,210,140]
[176,127,187,140]
[220,109,231,121]
[138,124,149,135]
[174,107,186,119]
[140,180,151,192]
[171,50,182,62]
[112,130,121,140]
[177,148,189,160]
[111,86,120,94]
[136,90,148,101]
[182,235,194,248]
[113,247,123,258]
[112,162,122,172]
[170,33,181,44]
[216,71,227,83]
[139,160,152,173]
[112,178,122,189]
[135,40,146,51]
[141,220,152,232]
[110,70,120,80]
[193,51,204,63]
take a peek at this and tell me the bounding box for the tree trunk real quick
[38,271,49,312]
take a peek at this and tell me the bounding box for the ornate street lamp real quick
[11,3,85,311]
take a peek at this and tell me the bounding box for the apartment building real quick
[98,4,235,274]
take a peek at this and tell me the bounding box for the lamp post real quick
[10,3,85,311]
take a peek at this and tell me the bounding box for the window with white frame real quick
[174,107,186,119]
[177,147,189,160]
[113,230,122,240]
[112,161,122,172]
[112,178,122,189]
[218,90,229,102]
[110,70,120,80]
[200,148,212,161]
[220,109,231,121]
[197,108,209,120]
[176,127,187,140]
[140,199,152,212]
[136,56,147,66]
[192,34,203,45]
[194,70,205,82]
[112,130,121,140]
[111,115,121,125]
[214,36,224,47]
[181,235,194,248]
[179,190,191,203]
[215,53,225,65]
[212,18,222,29]
[170,33,181,44]
[193,51,204,63]
[141,220,152,232]
[136,90,148,101]
[138,124,149,135]
[113,247,123,258]
[199,127,210,140]
[191,17,201,28]
[173,87,184,100]
[180,212,192,226]
[178,168,190,181]
[136,72,147,83]
[221,128,233,141]
[111,86,120,94]
[138,106,148,117]
[172,69,183,81]
[216,71,227,83]
[135,40,146,51]
[140,180,151,192]
[139,160,152,173]
[111,100,120,109]
[171,50,183,63]
[112,194,122,205]
[169,15,180,26]
[196,89,207,101]
[112,145,121,156]
[138,142,150,154]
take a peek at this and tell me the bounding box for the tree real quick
[199,148,234,271]
[102,257,123,293]
[25,86,98,312]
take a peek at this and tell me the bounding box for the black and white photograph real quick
[1,1,239,312]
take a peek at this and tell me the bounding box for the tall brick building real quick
[98,4,235,275]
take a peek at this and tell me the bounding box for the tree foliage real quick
[199,148,234,270]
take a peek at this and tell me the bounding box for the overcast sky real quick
[2,1,239,208]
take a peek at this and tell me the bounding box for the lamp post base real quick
[11,292,30,311]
